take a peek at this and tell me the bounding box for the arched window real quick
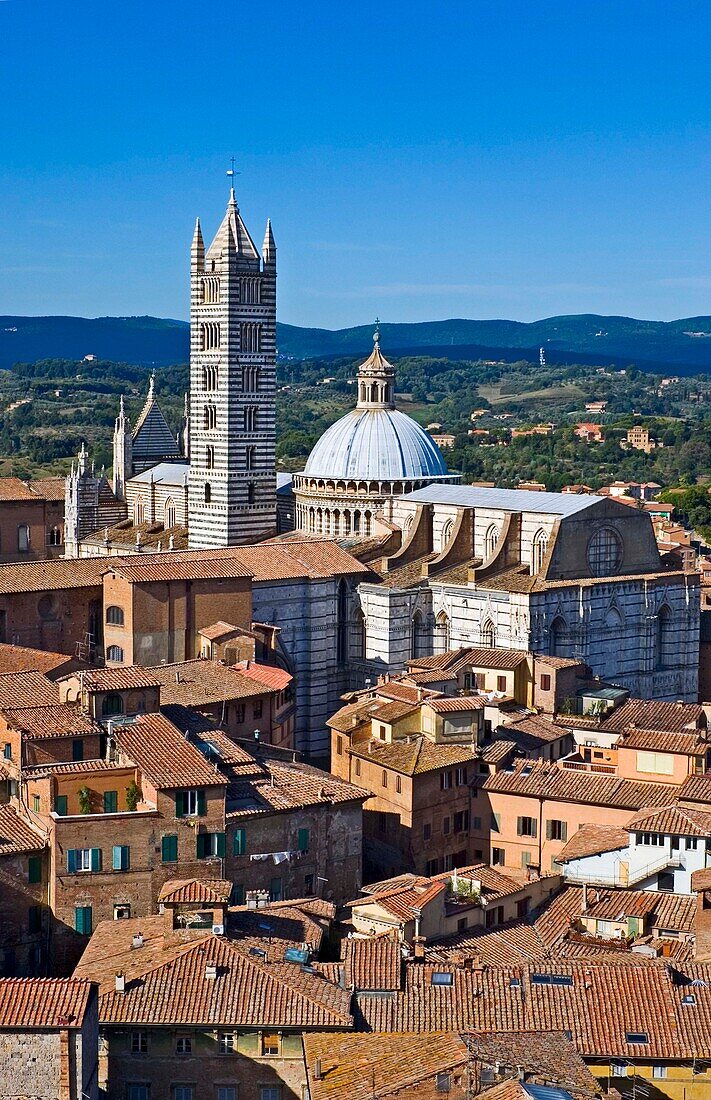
[245,446,256,471]
[440,520,454,552]
[106,605,124,626]
[47,526,62,547]
[411,611,428,659]
[434,612,450,655]
[333,510,341,536]
[353,511,361,535]
[164,499,176,529]
[308,507,315,534]
[203,404,217,431]
[484,524,499,560]
[105,646,124,665]
[133,499,145,526]
[17,524,30,552]
[403,515,414,540]
[550,616,570,658]
[337,579,348,665]
[201,365,218,391]
[364,511,372,537]
[344,511,352,536]
[481,619,496,648]
[656,605,674,670]
[587,527,623,577]
[531,529,548,574]
[102,692,124,716]
[204,483,211,503]
[316,508,323,535]
[605,604,623,630]
[351,608,366,660]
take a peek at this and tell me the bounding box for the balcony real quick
[559,754,617,776]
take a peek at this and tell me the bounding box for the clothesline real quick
[249,850,299,864]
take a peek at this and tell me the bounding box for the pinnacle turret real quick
[262,219,276,267]
[191,218,205,271]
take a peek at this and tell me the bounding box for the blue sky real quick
[1,0,710,327]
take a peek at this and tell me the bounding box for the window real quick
[253,700,263,720]
[102,692,124,717]
[456,767,467,786]
[28,855,42,884]
[74,906,92,935]
[305,873,314,895]
[442,816,451,836]
[28,905,42,934]
[176,1036,192,1055]
[131,1030,149,1055]
[247,483,256,505]
[200,320,221,351]
[297,828,310,853]
[235,704,245,724]
[625,1032,649,1045]
[3,743,11,760]
[423,822,432,843]
[172,1087,194,1100]
[196,832,226,859]
[521,851,532,868]
[106,645,124,663]
[164,499,177,529]
[217,1090,236,1100]
[636,750,674,775]
[55,794,67,816]
[517,897,531,918]
[176,789,206,818]
[114,904,131,920]
[546,819,568,841]
[104,790,118,814]
[426,858,440,876]
[484,524,499,559]
[127,1086,150,1100]
[381,770,388,788]
[113,845,130,871]
[161,834,178,863]
[517,816,537,837]
[491,812,501,833]
[260,1089,281,1100]
[270,877,283,901]
[485,905,505,928]
[205,445,216,470]
[32,794,40,813]
[440,771,452,790]
[436,1073,451,1094]
[72,738,84,761]
[611,1064,628,1078]
[203,404,217,431]
[354,758,361,776]
[106,605,124,626]
[531,973,573,987]
[457,917,468,932]
[17,524,30,552]
[233,828,247,856]
[67,848,101,873]
[492,847,505,866]
[243,405,258,432]
[434,612,450,654]
[261,1031,280,1056]
[531,529,548,574]
[218,1031,237,1054]
[395,774,402,794]
[540,674,551,691]
[454,810,469,833]
[204,483,211,503]
[431,971,453,986]
[652,1067,667,1080]
[586,527,623,576]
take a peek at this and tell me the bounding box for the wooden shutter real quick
[175,792,184,818]
[196,833,207,859]
[161,834,178,863]
[298,828,310,853]
[233,828,246,856]
[216,832,226,858]
[197,790,207,816]
[90,848,102,872]
[66,849,77,873]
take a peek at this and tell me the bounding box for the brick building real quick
[0,476,66,562]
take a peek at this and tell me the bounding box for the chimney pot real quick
[205,962,218,980]
[131,933,144,949]
[115,972,126,993]
[313,1057,323,1081]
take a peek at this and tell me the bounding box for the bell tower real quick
[188,187,277,548]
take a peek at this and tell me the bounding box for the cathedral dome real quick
[303,407,449,480]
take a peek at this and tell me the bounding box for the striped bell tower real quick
[188,187,277,548]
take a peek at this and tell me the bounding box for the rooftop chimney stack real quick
[115,972,125,993]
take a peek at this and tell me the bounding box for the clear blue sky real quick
[1,0,710,328]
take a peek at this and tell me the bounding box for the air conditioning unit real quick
[212,924,225,936]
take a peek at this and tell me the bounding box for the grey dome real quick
[303,408,450,481]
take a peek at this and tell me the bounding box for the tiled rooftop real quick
[476,760,677,810]
[557,823,630,862]
[0,977,94,1029]
[626,802,711,838]
[0,670,59,709]
[600,698,705,733]
[349,735,477,777]
[426,695,486,714]
[115,712,227,790]
[0,557,108,594]
[0,643,81,677]
[1,703,101,740]
[0,804,46,855]
[143,659,283,707]
[342,937,402,992]
[81,667,163,692]
[227,759,369,818]
[158,878,233,905]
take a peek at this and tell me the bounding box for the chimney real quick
[115,972,125,993]
[132,933,144,949]
[417,688,424,703]
[412,934,426,960]
[175,670,181,684]
[205,962,218,980]
[313,1058,324,1081]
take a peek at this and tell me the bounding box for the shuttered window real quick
[161,834,178,863]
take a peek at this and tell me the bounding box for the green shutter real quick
[90,848,102,872]
[531,819,537,838]
[546,821,553,840]
[233,828,246,856]
[113,845,129,871]
[516,816,523,836]
[103,790,118,814]
[75,906,92,935]
[175,792,185,818]
[298,828,310,853]
[28,856,41,884]
[66,849,77,873]
[196,833,207,859]
[197,790,207,816]
[72,739,84,762]
[161,834,178,863]
[560,821,568,842]
[56,795,67,817]
[216,832,226,858]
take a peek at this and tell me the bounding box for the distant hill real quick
[2,313,711,372]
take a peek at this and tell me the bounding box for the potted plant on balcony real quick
[78,786,92,814]
[125,780,141,812]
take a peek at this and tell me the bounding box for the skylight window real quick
[531,973,573,987]
[431,972,454,987]
[625,1032,649,1044]
[682,994,697,1006]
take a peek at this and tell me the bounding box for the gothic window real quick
[241,366,260,392]
[308,508,315,534]
[411,611,428,659]
[203,404,217,431]
[133,499,145,526]
[403,514,414,540]
[201,365,218,391]
[316,508,323,535]
[204,483,212,503]
[484,524,499,560]
[200,276,220,304]
[364,510,372,537]
[343,511,352,536]
[247,483,256,505]
[587,527,623,577]
[481,619,496,648]
[243,406,257,432]
[164,499,176,529]
[245,446,256,471]
[47,526,62,547]
[353,511,361,535]
[337,579,348,665]
[17,524,30,553]
[205,445,216,470]
[240,277,261,304]
[240,322,262,353]
[550,616,571,658]
[434,612,450,655]
[531,529,548,574]
[333,510,341,536]
[106,646,124,664]
[351,608,366,660]
[199,322,220,351]
[440,520,454,552]
[656,605,674,670]
[106,606,124,626]
[605,604,623,630]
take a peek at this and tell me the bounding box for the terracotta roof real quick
[84,520,189,551]
[476,760,677,811]
[600,698,705,733]
[107,552,253,584]
[350,736,477,777]
[500,715,569,744]
[368,700,419,723]
[426,695,487,714]
[0,643,81,678]
[0,978,94,1029]
[23,759,130,780]
[0,804,46,855]
[410,647,530,673]
[115,712,227,789]
[27,476,66,502]
[227,759,369,817]
[406,669,459,685]
[81,667,163,692]
[0,670,59,709]
[465,1030,600,1096]
[581,888,696,933]
[342,937,402,992]
[158,879,233,905]
[618,727,706,754]
[97,934,352,1028]
[625,803,711,838]
[557,824,630,862]
[678,775,711,804]
[1,703,101,740]
[0,557,108,594]
[145,659,285,707]
[356,882,447,923]
[198,621,246,642]
[533,654,587,670]
[480,739,518,764]
[375,682,440,705]
[0,477,41,501]
[303,1032,468,1100]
